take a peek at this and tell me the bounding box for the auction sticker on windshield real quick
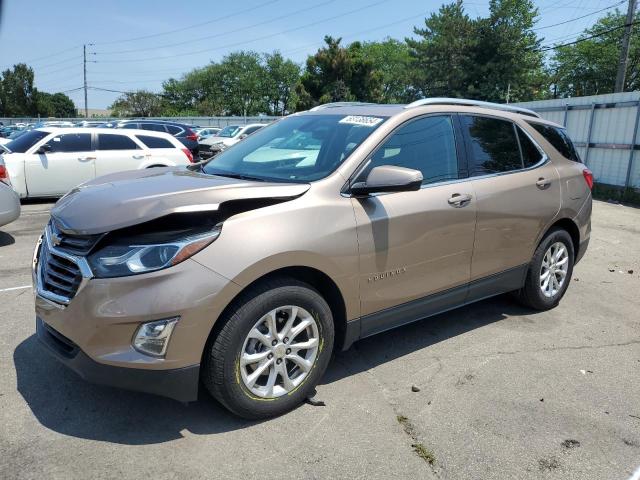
[339,115,384,127]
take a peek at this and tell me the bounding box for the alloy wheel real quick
[239,305,319,398]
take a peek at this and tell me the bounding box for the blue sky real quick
[0,0,626,109]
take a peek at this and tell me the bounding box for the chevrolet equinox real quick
[33,99,592,419]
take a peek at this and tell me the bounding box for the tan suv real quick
[33,99,592,419]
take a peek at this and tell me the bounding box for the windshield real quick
[5,130,49,153]
[203,114,387,182]
[218,125,241,138]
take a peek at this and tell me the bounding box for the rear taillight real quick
[0,165,8,184]
[582,168,594,190]
[181,148,194,163]
[185,130,198,141]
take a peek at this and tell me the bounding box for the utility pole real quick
[615,0,637,92]
[83,44,88,118]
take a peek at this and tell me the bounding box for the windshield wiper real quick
[206,170,267,182]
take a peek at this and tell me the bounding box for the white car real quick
[1,128,193,199]
[199,123,267,158]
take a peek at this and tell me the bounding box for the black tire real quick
[516,228,574,310]
[202,277,334,419]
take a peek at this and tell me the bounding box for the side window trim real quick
[346,113,465,191]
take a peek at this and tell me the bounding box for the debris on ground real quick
[561,439,581,449]
[305,389,326,407]
[411,385,421,392]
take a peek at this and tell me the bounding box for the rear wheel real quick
[202,277,334,419]
[517,228,574,310]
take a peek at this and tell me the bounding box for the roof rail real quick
[404,97,540,118]
[309,101,377,111]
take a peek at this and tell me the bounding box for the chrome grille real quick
[50,220,102,256]
[34,224,94,306]
[39,241,83,299]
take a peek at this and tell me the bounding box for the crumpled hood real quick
[51,167,309,235]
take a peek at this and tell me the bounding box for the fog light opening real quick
[133,317,179,357]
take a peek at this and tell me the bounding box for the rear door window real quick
[46,133,92,153]
[527,122,581,162]
[460,115,523,175]
[121,123,139,129]
[136,135,174,149]
[364,115,459,185]
[97,134,139,150]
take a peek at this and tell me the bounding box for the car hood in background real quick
[201,136,236,147]
[51,167,309,235]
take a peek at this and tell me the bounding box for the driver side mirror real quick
[238,134,248,140]
[350,165,423,196]
[36,144,52,154]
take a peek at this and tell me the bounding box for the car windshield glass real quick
[4,130,49,153]
[203,114,387,182]
[218,125,241,137]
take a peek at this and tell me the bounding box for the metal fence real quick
[515,92,640,189]
[0,116,280,127]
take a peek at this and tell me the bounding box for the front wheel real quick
[516,228,574,310]
[202,278,334,419]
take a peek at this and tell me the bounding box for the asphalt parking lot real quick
[0,199,638,480]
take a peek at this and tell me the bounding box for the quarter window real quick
[136,135,174,149]
[527,122,581,162]
[46,133,92,153]
[364,115,459,185]
[517,128,543,167]
[166,125,182,135]
[97,134,139,150]
[461,115,523,175]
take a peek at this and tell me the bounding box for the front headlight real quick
[88,226,221,278]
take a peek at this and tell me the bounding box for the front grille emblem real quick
[51,232,62,247]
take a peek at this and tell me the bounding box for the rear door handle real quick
[132,154,145,159]
[78,156,96,161]
[536,177,551,189]
[448,193,472,207]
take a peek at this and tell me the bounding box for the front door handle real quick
[78,156,96,162]
[132,154,145,159]
[536,177,551,189]
[448,193,472,207]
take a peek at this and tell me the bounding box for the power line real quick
[95,0,338,56]
[533,1,625,30]
[92,0,282,46]
[540,19,640,51]
[282,10,430,56]
[0,45,82,70]
[94,0,392,64]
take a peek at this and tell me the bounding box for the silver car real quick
[0,157,20,227]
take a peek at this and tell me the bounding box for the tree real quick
[551,11,640,97]
[470,0,546,102]
[353,39,416,103]
[263,52,301,115]
[109,90,163,117]
[406,2,476,98]
[297,36,383,109]
[406,0,547,102]
[0,63,38,116]
[36,91,76,117]
[218,51,267,116]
